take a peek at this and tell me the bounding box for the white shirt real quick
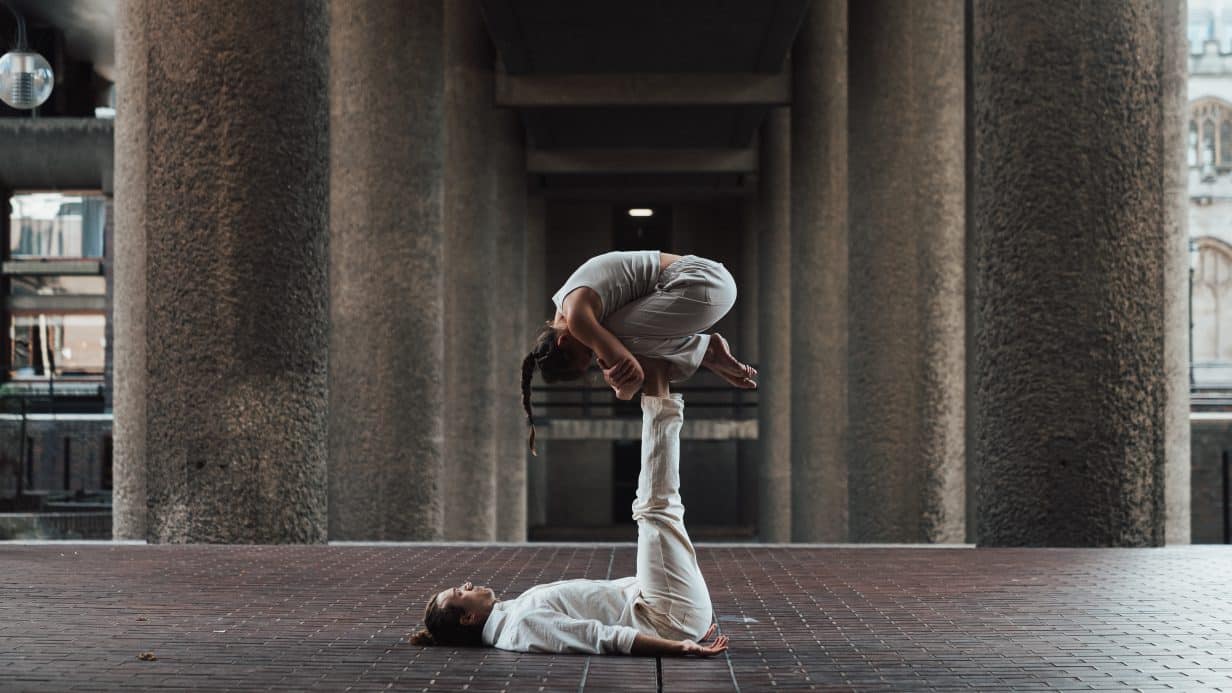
[481,576,655,655]
[551,250,662,324]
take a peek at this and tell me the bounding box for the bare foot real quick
[702,334,757,389]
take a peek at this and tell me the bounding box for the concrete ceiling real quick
[6,0,808,197]
[481,0,808,195]
[10,0,116,81]
[480,0,806,74]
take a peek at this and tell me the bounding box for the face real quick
[556,332,594,374]
[435,581,497,626]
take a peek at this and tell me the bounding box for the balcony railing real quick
[530,366,759,421]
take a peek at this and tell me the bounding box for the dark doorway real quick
[612,440,640,525]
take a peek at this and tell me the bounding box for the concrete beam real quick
[8,295,106,312]
[535,185,756,201]
[3,260,104,275]
[527,147,757,174]
[0,118,112,191]
[496,71,791,107]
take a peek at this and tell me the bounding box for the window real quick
[9,313,105,378]
[1190,120,1199,167]
[1221,120,1231,164]
[9,193,105,260]
[1192,237,1232,387]
[5,192,108,383]
[1203,118,1217,166]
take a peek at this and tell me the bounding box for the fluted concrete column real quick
[758,108,791,543]
[328,0,445,540]
[114,1,329,542]
[525,196,548,531]
[1161,0,1191,545]
[494,108,528,541]
[443,0,498,540]
[790,1,848,542]
[849,1,965,543]
[974,1,1179,546]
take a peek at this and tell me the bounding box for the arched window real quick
[1221,120,1232,164]
[1203,118,1217,166]
[1190,120,1199,167]
[1192,237,1232,386]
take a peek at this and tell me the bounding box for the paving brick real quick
[0,545,1230,690]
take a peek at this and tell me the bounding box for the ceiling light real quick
[628,208,653,217]
[0,4,54,110]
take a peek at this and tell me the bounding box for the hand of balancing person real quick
[602,354,644,400]
[678,624,729,657]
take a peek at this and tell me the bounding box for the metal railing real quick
[530,366,759,420]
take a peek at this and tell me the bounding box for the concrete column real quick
[114,0,329,542]
[1161,1,1191,545]
[328,0,446,540]
[525,195,548,531]
[849,1,965,543]
[737,199,759,529]
[789,1,848,542]
[0,193,9,424]
[757,108,791,543]
[494,108,528,542]
[443,0,498,540]
[973,1,1175,546]
[103,197,114,414]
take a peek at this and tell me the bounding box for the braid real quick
[521,352,538,456]
[408,629,436,646]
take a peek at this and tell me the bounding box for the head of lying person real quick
[409,581,498,646]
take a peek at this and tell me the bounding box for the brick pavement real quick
[1,543,1230,691]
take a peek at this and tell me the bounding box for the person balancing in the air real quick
[410,359,729,657]
[520,250,757,454]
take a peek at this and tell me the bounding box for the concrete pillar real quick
[789,1,848,543]
[737,199,759,529]
[443,0,498,540]
[757,108,791,543]
[114,0,329,542]
[328,0,446,540]
[973,1,1176,546]
[1161,0,1191,545]
[494,108,528,541]
[525,195,548,531]
[0,193,9,422]
[849,1,965,543]
[103,197,114,415]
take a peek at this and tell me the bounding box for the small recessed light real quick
[628,208,654,217]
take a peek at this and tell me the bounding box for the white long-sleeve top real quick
[481,575,655,655]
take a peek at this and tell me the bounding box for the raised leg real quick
[632,390,713,639]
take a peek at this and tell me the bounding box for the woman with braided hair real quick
[411,360,728,657]
[520,250,756,454]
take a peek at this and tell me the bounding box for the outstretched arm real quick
[630,624,729,657]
